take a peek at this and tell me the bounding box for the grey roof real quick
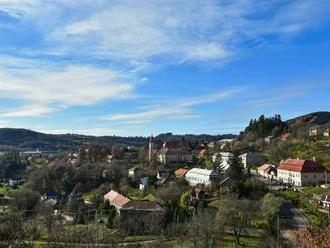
[121,200,163,211]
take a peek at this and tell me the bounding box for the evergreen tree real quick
[226,155,245,183]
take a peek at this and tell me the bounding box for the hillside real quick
[0,128,231,151]
[239,111,330,141]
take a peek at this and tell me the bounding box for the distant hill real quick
[239,111,330,141]
[286,111,330,129]
[0,128,231,152]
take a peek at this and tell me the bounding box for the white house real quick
[185,168,219,186]
[212,152,234,170]
[239,152,264,169]
[277,159,329,187]
[320,194,330,209]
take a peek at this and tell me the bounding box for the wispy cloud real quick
[0,56,135,117]
[1,0,329,65]
[103,89,237,124]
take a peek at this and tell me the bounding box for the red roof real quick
[258,164,272,171]
[104,190,130,208]
[163,141,180,149]
[278,159,327,173]
[175,168,189,177]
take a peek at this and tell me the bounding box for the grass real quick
[280,189,328,227]
[0,186,6,194]
[168,234,262,248]
[302,186,330,196]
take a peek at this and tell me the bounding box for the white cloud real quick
[103,107,198,124]
[0,57,135,117]
[0,105,55,118]
[103,89,236,124]
[45,0,330,64]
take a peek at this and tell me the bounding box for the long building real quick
[185,168,219,186]
[277,159,329,186]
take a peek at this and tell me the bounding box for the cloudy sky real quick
[0,0,329,136]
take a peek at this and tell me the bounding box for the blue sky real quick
[0,0,329,136]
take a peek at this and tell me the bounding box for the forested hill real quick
[0,128,232,151]
[239,111,330,141]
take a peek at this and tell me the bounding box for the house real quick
[239,152,264,169]
[185,168,219,186]
[157,169,173,179]
[212,152,234,170]
[319,194,330,209]
[207,142,215,148]
[324,129,330,137]
[281,133,292,141]
[198,149,207,159]
[106,154,126,165]
[309,128,318,137]
[277,159,329,186]
[104,190,130,212]
[264,136,273,144]
[128,167,144,179]
[44,199,59,211]
[258,164,277,179]
[157,141,193,164]
[119,200,165,235]
[175,168,189,178]
[139,177,149,191]
[19,149,43,158]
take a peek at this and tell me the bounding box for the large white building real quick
[277,159,329,187]
[212,152,234,170]
[239,152,265,169]
[185,168,219,186]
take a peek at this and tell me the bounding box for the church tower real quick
[148,135,155,161]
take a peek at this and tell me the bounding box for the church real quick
[148,136,193,164]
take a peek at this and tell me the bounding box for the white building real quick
[185,168,219,186]
[277,159,329,187]
[239,152,264,169]
[212,152,234,170]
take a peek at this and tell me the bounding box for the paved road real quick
[279,199,308,229]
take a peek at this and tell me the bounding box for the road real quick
[252,173,309,229]
[279,200,308,229]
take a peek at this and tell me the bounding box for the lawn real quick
[168,234,262,248]
[302,186,330,196]
[280,189,328,227]
[0,186,6,194]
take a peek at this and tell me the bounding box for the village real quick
[1,124,329,247]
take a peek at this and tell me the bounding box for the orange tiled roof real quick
[175,168,189,177]
[104,190,130,208]
[278,159,326,173]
